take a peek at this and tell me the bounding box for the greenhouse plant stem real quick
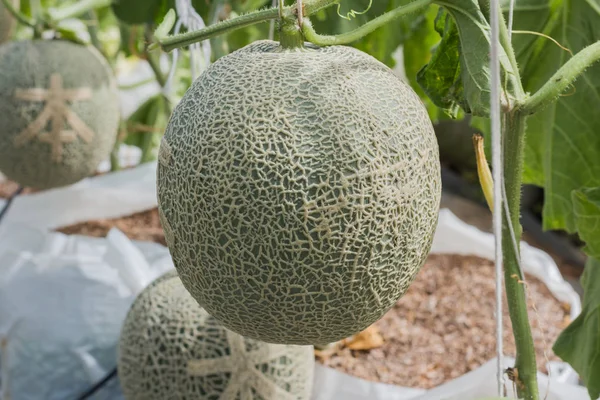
[520,40,600,115]
[0,0,35,27]
[502,111,539,400]
[145,30,168,88]
[153,0,357,52]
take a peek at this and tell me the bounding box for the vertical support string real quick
[507,0,516,39]
[269,0,278,40]
[489,0,504,396]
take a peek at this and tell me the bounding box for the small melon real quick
[157,40,441,345]
[0,39,120,189]
[117,270,315,400]
[0,0,19,43]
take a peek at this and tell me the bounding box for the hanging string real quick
[269,0,278,40]
[163,0,212,97]
[489,0,505,395]
[507,0,516,39]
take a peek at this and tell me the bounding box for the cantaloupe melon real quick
[0,0,19,43]
[117,270,315,400]
[0,40,120,189]
[157,40,441,345]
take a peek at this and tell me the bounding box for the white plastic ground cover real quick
[0,162,158,231]
[0,165,586,399]
[0,224,174,400]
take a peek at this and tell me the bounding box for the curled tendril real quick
[336,0,372,21]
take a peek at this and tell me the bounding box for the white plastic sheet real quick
[0,164,587,400]
[0,224,174,400]
[1,161,158,231]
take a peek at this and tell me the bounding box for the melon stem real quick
[279,14,304,49]
[518,40,600,115]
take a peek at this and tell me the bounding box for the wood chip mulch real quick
[316,253,572,389]
[56,208,166,246]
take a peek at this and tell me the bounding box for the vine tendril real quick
[336,0,372,21]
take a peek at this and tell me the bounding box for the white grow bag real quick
[0,163,586,400]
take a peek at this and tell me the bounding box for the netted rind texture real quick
[157,40,441,345]
[117,272,315,400]
[0,40,120,189]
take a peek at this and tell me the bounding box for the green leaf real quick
[112,0,163,25]
[417,0,518,117]
[514,0,600,232]
[553,256,600,400]
[402,5,446,121]
[572,187,600,259]
[416,8,465,118]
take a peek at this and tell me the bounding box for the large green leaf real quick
[402,4,447,121]
[416,8,465,118]
[572,187,600,259]
[553,187,600,399]
[514,0,600,232]
[553,256,600,399]
[416,0,519,117]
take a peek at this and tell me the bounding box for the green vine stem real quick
[154,8,280,52]
[84,10,106,57]
[152,0,343,52]
[145,27,168,87]
[520,40,600,115]
[141,26,171,163]
[301,0,432,45]
[0,0,35,27]
[45,0,112,22]
[502,111,539,400]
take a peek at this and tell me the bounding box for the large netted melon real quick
[157,40,441,345]
[0,39,120,189]
[117,270,315,400]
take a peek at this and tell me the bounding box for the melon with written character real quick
[0,39,120,189]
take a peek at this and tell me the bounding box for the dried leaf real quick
[343,325,385,350]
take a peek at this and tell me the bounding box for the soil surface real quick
[315,253,571,389]
[0,179,575,389]
[56,208,166,246]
